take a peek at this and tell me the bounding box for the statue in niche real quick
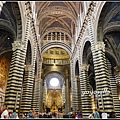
[88,58,96,91]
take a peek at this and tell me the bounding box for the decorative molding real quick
[114,66,120,72]
[80,64,89,71]
[71,2,96,59]
[12,41,25,51]
[24,65,33,71]
[95,42,105,52]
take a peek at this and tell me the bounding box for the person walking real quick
[93,108,100,118]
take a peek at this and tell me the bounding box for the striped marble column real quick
[78,48,83,112]
[32,76,39,112]
[77,76,82,111]
[43,79,47,110]
[20,42,37,113]
[80,64,92,118]
[70,59,75,111]
[32,76,37,110]
[88,18,113,113]
[35,79,40,113]
[20,65,33,113]
[62,82,65,111]
[65,69,70,114]
[107,60,120,117]
[72,76,78,112]
[5,41,26,112]
[39,79,44,112]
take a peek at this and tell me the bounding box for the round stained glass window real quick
[50,78,59,87]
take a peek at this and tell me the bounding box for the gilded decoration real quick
[0,56,10,93]
[46,90,62,112]
[43,48,69,59]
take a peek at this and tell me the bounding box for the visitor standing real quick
[1,104,9,119]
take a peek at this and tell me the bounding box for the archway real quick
[44,72,64,113]
[97,2,120,116]
[82,40,97,115]
[41,47,71,114]
[20,40,32,113]
[0,2,22,111]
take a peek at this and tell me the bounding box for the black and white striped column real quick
[62,82,65,112]
[88,17,113,113]
[65,69,70,114]
[20,43,37,113]
[32,76,39,112]
[107,60,120,117]
[70,59,74,111]
[72,76,78,112]
[39,79,44,112]
[43,79,47,110]
[5,41,26,112]
[32,76,37,110]
[79,64,92,118]
[20,65,34,113]
[77,77,82,112]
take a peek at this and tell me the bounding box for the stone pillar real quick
[5,9,31,113]
[39,79,44,112]
[88,17,114,113]
[70,59,74,111]
[38,61,43,113]
[62,82,65,112]
[76,76,82,111]
[20,65,33,113]
[55,32,57,40]
[113,66,120,117]
[5,41,26,112]
[32,76,39,112]
[43,79,47,111]
[78,47,82,112]
[65,69,70,114]
[32,76,37,110]
[60,32,61,41]
[51,32,53,41]
[72,76,78,112]
[36,78,40,113]
[39,66,44,112]
[80,64,92,118]
[20,42,37,114]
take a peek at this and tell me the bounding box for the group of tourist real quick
[88,108,116,119]
[0,104,117,119]
[67,108,116,119]
[0,104,18,119]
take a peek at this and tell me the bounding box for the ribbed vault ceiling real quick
[35,2,82,38]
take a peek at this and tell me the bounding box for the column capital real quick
[95,42,105,52]
[80,64,89,71]
[75,76,80,81]
[65,69,68,77]
[70,58,74,63]
[24,65,33,71]
[34,75,38,80]
[114,66,120,72]
[114,66,120,76]
[12,41,25,51]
